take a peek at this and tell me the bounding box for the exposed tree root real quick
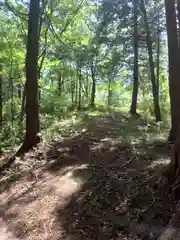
[0,136,40,173]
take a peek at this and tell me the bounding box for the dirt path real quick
[0,112,173,239]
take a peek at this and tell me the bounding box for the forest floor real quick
[0,110,175,240]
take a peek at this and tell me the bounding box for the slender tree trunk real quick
[71,76,75,107]
[75,77,78,108]
[130,0,139,115]
[107,77,112,106]
[0,65,2,128]
[20,83,26,123]
[8,47,14,126]
[140,0,161,122]
[18,84,21,99]
[156,10,160,104]
[177,0,180,45]
[90,62,96,108]
[86,71,89,100]
[77,66,82,110]
[22,0,40,151]
[58,74,63,96]
[165,0,180,141]
[10,75,14,127]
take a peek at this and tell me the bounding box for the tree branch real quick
[4,0,28,22]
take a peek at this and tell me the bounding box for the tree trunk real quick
[177,0,180,45]
[163,0,180,191]
[22,0,40,151]
[8,47,14,126]
[20,82,26,123]
[77,66,82,110]
[165,0,180,141]
[0,0,40,172]
[10,75,14,127]
[75,77,78,108]
[86,71,89,100]
[71,76,75,107]
[130,0,139,115]
[107,77,112,106]
[90,62,96,108]
[58,74,63,96]
[18,84,21,99]
[0,65,2,128]
[156,10,160,105]
[140,0,161,122]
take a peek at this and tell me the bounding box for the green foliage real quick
[0,0,170,151]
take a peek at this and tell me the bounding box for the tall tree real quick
[22,0,40,151]
[140,0,161,122]
[0,65,2,128]
[90,58,96,108]
[177,0,180,44]
[165,0,180,141]
[130,0,139,115]
[156,9,160,102]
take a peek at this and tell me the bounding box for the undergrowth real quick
[0,105,170,153]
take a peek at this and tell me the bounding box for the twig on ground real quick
[120,156,135,168]
[18,212,36,240]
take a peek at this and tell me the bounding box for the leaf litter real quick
[0,112,174,239]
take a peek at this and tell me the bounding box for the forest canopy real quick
[0,0,170,151]
[2,1,180,239]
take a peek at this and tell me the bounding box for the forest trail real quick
[0,112,174,239]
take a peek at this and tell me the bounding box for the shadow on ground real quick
[45,112,173,239]
[0,111,173,239]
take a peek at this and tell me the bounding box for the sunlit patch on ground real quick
[149,158,170,169]
[0,111,173,239]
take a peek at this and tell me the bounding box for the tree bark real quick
[18,84,21,99]
[58,73,63,96]
[22,0,40,151]
[130,0,139,115]
[8,47,14,126]
[177,0,180,45]
[0,65,2,128]
[71,76,75,108]
[90,61,96,108]
[140,0,161,122]
[165,0,180,141]
[107,77,112,106]
[20,82,26,124]
[77,65,82,110]
[158,202,180,239]
[0,0,40,172]
[156,10,160,105]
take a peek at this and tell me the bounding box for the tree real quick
[164,0,180,187]
[156,9,160,105]
[177,0,180,43]
[90,58,96,108]
[140,0,161,122]
[0,65,2,128]
[21,0,40,151]
[130,0,139,115]
[0,0,172,155]
[165,0,180,141]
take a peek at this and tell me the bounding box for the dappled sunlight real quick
[0,0,176,237]
[43,114,84,141]
[0,111,172,239]
[0,164,87,240]
[148,158,170,169]
[90,137,116,152]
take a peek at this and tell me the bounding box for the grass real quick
[43,107,170,146]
